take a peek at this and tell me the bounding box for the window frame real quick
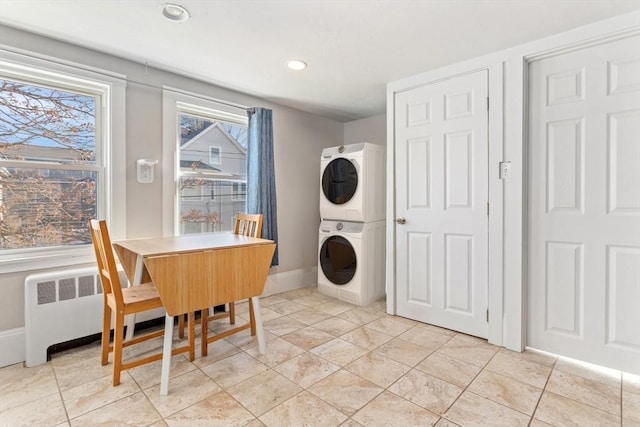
[0,49,126,273]
[208,146,222,165]
[162,87,248,237]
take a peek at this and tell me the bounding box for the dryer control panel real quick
[320,220,364,234]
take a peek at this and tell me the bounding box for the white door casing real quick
[394,70,489,338]
[528,34,640,374]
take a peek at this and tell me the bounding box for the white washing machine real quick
[317,219,385,306]
[320,142,385,222]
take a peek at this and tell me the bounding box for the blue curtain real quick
[247,107,279,265]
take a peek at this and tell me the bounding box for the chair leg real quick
[112,311,125,386]
[101,304,112,366]
[178,314,185,339]
[248,298,256,336]
[188,312,195,362]
[229,302,236,325]
[201,309,209,357]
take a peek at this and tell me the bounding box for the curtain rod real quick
[0,45,252,112]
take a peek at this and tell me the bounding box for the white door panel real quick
[395,70,489,338]
[528,35,640,374]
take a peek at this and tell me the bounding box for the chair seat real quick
[107,282,164,313]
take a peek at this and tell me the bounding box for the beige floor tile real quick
[310,338,370,367]
[193,339,241,367]
[263,316,307,336]
[53,355,113,391]
[148,421,169,427]
[498,347,557,366]
[437,335,499,367]
[224,329,277,350]
[0,393,67,427]
[337,307,383,325]
[316,300,357,316]
[61,372,140,419]
[339,419,364,427]
[294,292,334,307]
[397,325,452,350]
[624,390,640,422]
[244,419,266,427]
[313,317,359,336]
[287,308,332,325]
[246,336,306,367]
[364,316,414,337]
[259,390,347,427]
[624,373,640,394]
[373,337,434,367]
[352,391,439,427]
[144,369,221,417]
[361,300,387,314]
[409,322,457,337]
[534,391,620,426]
[529,420,554,427]
[485,350,553,388]
[435,419,461,427]
[345,352,410,388]
[546,369,621,415]
[281,326,336,351]
[389,369,462,415]
[200,352,268,388]
[274,352,340,388]
[269,300,306,316]
[467,369,543,415]
[280,287,317,300]
[50,341,102,368]
[128,354,196,389]
[0,363,58,412]
[555,356,622,388]
[70,392,161,426]
[309,370,383,416]
[416,351,481,388]
[341,326,393,351]
[259,295,290,307]
[227,370,302,416]
[164,391,255,427]
[624,418,640,427]
[444,391,530,427]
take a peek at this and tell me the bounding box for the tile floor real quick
[1,287,638,427]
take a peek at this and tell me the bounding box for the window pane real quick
[0,79,96,164]
[0,167,97,249]
[178,112,247,234]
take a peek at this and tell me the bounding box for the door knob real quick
[396,217,406,224]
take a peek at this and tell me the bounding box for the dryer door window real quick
[322,158,358,205]
[319,236,357,285]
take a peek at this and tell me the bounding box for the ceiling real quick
[0,1,638,122]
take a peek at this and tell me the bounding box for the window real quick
[163,91,247,236]
[0,51,125,272]
[209,146,221,165]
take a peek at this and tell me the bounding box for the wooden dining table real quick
[112,232,275,395]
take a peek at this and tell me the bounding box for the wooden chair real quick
[89,220,195,386]
[200,213,264,356]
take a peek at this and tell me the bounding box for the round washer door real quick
[322,158,358,205]
[319,236,357,285]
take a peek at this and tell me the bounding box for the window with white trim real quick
[166,94,247,235]
[0,51,125,272]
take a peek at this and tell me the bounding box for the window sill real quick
[0,247,96,274]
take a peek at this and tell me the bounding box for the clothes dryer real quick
[317,219,385,306]
[320,143,385,222]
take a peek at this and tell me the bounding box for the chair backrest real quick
[234,213,263,238]
[89,219,125,307]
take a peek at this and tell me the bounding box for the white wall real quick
[0,25,344,336]
[344,114,386,146]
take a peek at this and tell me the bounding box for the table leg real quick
[125,255,145,341]
[251,296,266,355]
[160,313,174,396]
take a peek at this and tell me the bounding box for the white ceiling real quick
[0,0,638,122]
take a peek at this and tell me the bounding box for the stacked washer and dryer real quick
[317,143,386,306]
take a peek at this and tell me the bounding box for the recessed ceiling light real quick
[286,59,307,71]
[160,3,190,22]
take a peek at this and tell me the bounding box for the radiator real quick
[24,267,164,367]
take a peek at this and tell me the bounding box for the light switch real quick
[499,161,511,179]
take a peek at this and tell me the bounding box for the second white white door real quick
[394,70,489,338]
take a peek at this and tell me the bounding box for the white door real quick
[528,35,640,374]
[394,70,489,338]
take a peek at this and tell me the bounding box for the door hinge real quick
[486,309,489,322]
[486,97,489,110]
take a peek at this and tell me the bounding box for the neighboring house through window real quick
[209,146,221,165]
[0,50,125,272]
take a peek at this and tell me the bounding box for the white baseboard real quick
[0,327,25,368]
[263,266,318,297]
